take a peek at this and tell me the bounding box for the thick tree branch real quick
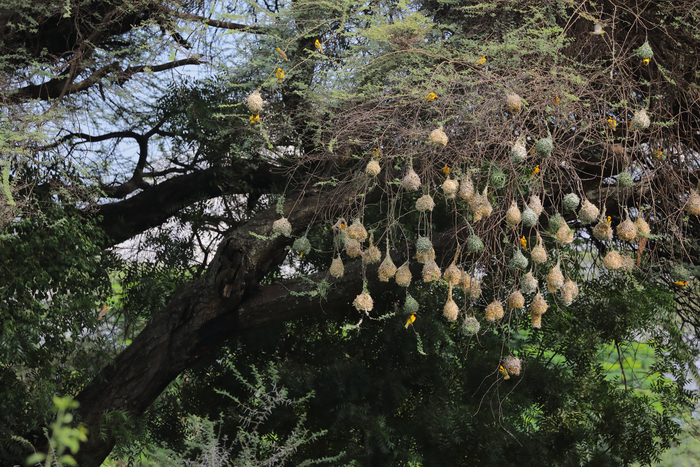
[166,8,265,32]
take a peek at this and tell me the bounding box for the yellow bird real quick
[249,114,260,123]
[652,149,663,158]
[590,23,605,35]
[405,312,417,328]
[520,236,527,249]
[531,165,540,176]
[426,92,438,101]
[98,303,112,320]
[476,55,487,65]
[442,165,450,175]
[554,95,560,105]
[276,67,285,84]
[276,47,288,61]
[372,147,382,159]
[674,281,688,287]
[607,116,617,131]
[606,216,612,225]
[315,39,323,53]
[642,58,650,66]
[499,365,510,380]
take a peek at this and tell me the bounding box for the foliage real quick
[25,396,88,467]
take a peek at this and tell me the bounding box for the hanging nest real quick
[416,236,433,253]
[443,287,459,321]
[402,167,421,191]
[636,40,654,60]
[563,193,580,212]
[505,92,523,113]
[444,263,462,286]
[416,194,436,212]
[378,247,397,282]
[503,356,522,376]
[330,256,344,278]
[404,294,419,314]
[635,213,651,239]
[429,127,448,146]
[508,290,525,309]
[469,278,482,299]
[547,261,564,291]
[272,217,292,237]
[528,194,543,216]
[530,293,548,328]
[549,213,565,232]
[353,291,374,312]
[521,207,538,228]
[631,109,651,131]
[344,238,362,258]
[535,135,553,158]
[686,190,700,216]
[556,223,574,245]
[617,171,633,188]
[671,265,691,282]
[459,175,475,202]
[463,316,481,336]
[620,255,635,272]
[457,270,472,291]
[416,247,436,264]
[422,260,442,282]
[366,160,381,177]
[395,262,412,287]
[442,176,459,199]
[616,214,636,242]
[592,218,613,242]
[521,271,538,294]
[491,169,507,189]
[485,300,505,322]
[505,200,522,226]
[603,250,622,270]
[578,199,599,225]
[293,236,312,256]
[510,248,529,271]
[511,138,527,163]
[362,234,381,264]
[531,236,548,264]
[246,90,263,114]
[466,235,484,253]
[560,279,579,306]
[472,188,493,222]
[346,219,368,242]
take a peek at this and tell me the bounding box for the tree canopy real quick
[2,0,700,465]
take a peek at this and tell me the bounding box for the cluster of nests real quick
[270,154,700,326]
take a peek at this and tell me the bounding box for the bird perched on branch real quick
[607,116,617,131]
[276,68,285,83]
[499,365,510,380]
[315,39,322,53]
[426,92,438,101]
[276,47,288,61]
[405,312,417,328]
[476,55,487,65]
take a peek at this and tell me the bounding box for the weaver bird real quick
[590,23,605,35]
[499,365,510,380]
[405,312,417,328]
[520,236,527,249]
[607,116,617,131]
[531,165,540,176]
[476,55,487,65]
[554,95,560,105]
[442,165,450,175]
[276,67,285,83]
[674,281,688,287]
[642,58,650,66]
[372,147,382,158]
[98,303,111,320]
[276,47,288,61]
[652,149,663,158]
[426,92,438,101]
[249,114,260,123]
[315,39,322,53]
[341,222,346,230]
[606,216,612,225]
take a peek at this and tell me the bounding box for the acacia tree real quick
[2,0,700,465]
